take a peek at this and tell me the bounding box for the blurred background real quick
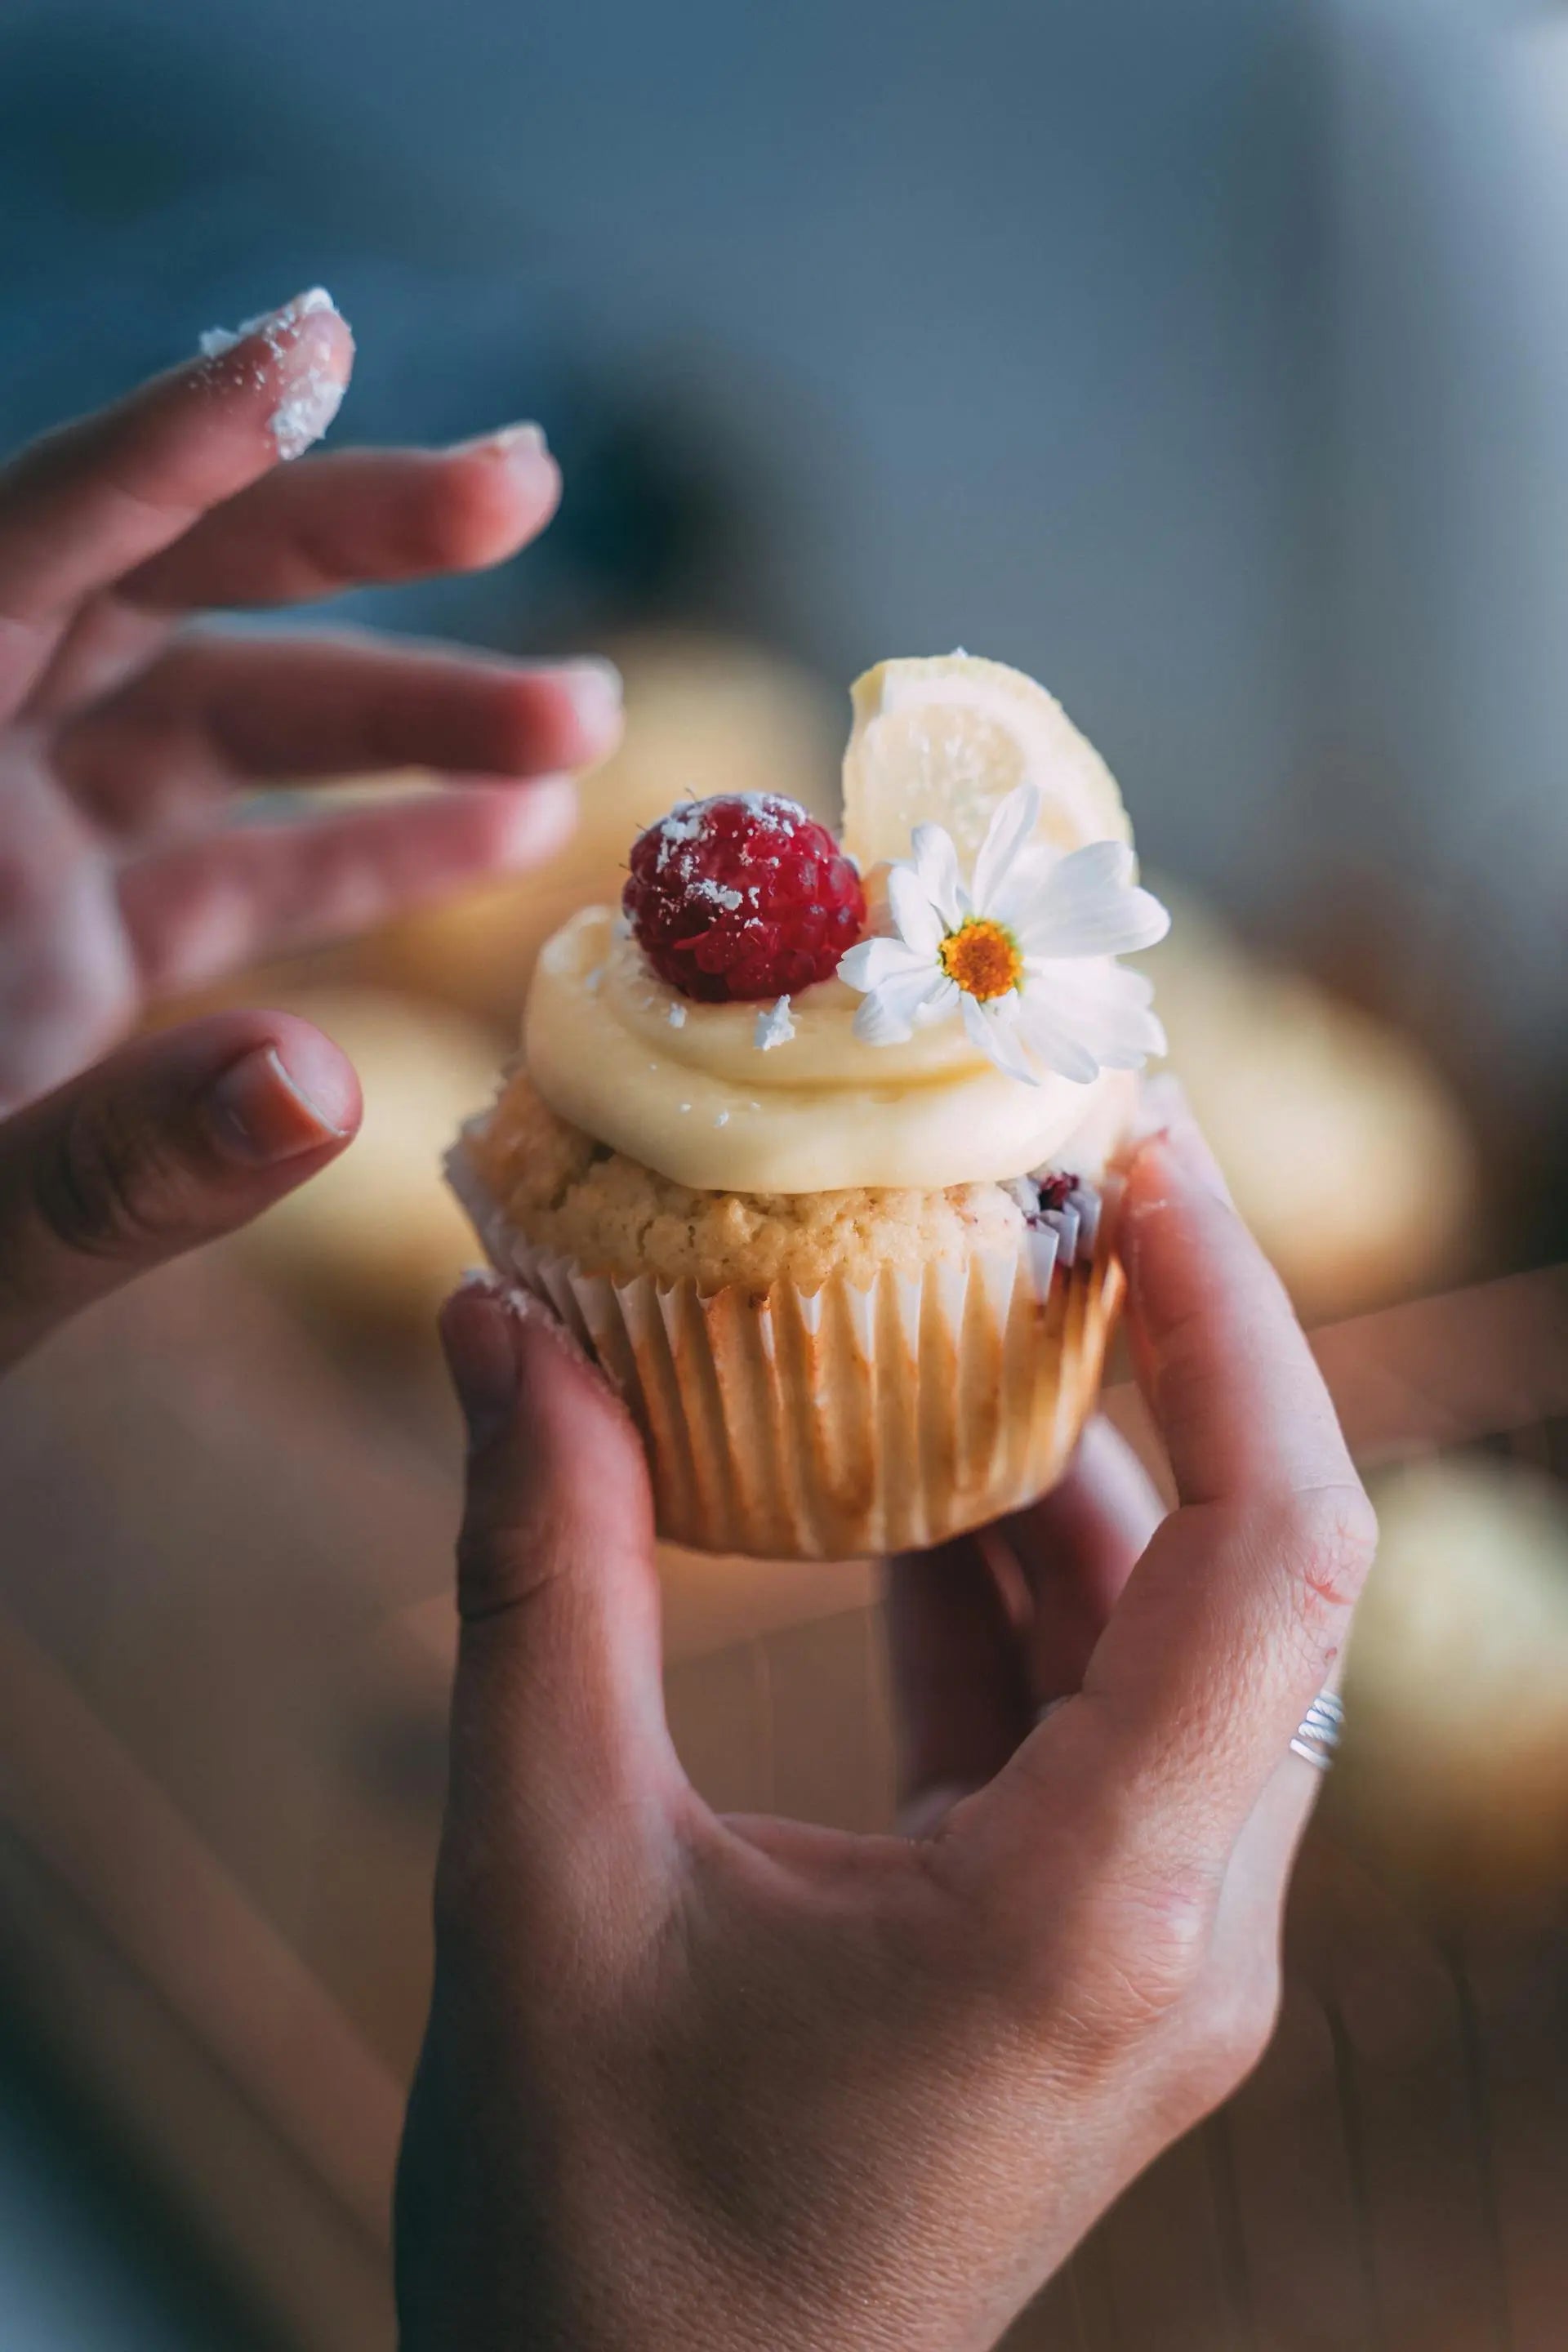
[2,0,1566,2344]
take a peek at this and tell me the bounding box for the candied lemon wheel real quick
[840,653,1132,871]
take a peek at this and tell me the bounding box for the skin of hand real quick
[0,289,621,1372]
[396,1098,1378,2352]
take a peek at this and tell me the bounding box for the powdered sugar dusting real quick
[651,806,705,874]
[666,1001,687,1027]
[196,287,345,461]
[269,359,345,460]
[754,995,795,1051]
[646,794,809,893]
[624,793,865,1005]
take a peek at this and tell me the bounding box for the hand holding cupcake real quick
[451,653,1170,1557]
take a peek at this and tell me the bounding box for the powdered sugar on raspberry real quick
[624,794,866,1004]
[651,807,705,871]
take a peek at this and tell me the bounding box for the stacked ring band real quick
[1290,1689,1343,1773]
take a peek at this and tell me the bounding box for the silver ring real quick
[1290,1689,1343,1774]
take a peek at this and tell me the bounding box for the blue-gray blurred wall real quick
[2,0,1564,1085]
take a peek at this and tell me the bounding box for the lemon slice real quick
[840,653,1131,872]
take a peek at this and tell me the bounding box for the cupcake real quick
[451,653,1170,1558]
[1137,886,1476,1321]
[1334,1455,1568,1907]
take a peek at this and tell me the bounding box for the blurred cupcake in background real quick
[1138,890,1477,1322]
[1334,1453,1568,1910]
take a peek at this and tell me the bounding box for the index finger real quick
[0,289,351,719]
[970,1110,1376,1874]
[1082,1118,1376,1818]
[1120,1115,1354,1508]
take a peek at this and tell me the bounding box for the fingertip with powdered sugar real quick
[196,287,346,462]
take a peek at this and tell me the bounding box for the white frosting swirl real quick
[524,907,1129,1192]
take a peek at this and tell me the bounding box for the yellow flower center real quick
[938,917,1023,1002]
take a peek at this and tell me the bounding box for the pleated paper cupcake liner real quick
[448,1140,1125,1561]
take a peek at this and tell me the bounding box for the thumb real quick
[0,1010,359,1370]
[436,1279,685,1943]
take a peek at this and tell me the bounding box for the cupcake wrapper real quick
[447,1138,1125,1561]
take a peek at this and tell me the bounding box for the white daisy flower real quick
[835,784,1171,1085]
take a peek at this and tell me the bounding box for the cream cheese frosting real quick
[524,905,1132,1192]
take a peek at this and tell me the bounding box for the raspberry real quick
[1033,1171,1079,1214]
[623,794,866,1004]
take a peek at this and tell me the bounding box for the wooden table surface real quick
[1,1255,1565,2352]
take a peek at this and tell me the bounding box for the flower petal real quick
[886,860,947,957]
[985,844,1056,934]
[853,964,955,1045]
[1022,956,1159,1010]
[1014,840,1171,959]
[920,974,962,1025]
[961,991,1041,1086]
[837,936,931,992]
[910,823,964,928]
[1019,962,1167,1072]
[1009,989,1102,1085]
[971,783,1041,915]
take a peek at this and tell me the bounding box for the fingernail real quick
[205,289,347,463]
[200,292,347,462]
[447,1275,622,1428]
[564,655,624,733]
[1169,1116,1233,1206]
[1127,1071,1190,1145]
[509,1281,619,1391]
[448,421,550,465]
[198,287,338,362]
[441,1274,523,1449]
[244,287,338,340]
[207,1040,355,1165]
[1130,1113,1233,1211]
